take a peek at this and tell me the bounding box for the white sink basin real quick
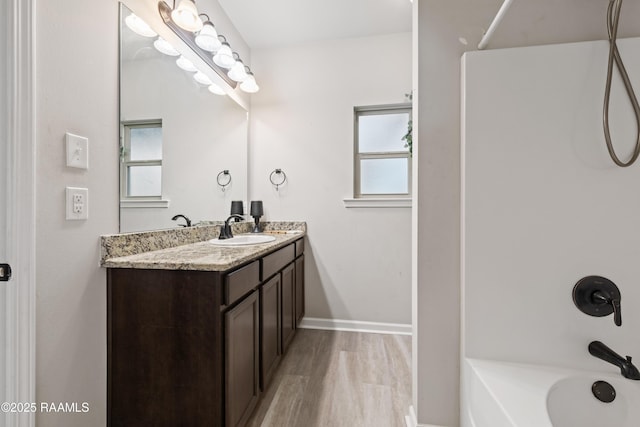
[209,234,276,246]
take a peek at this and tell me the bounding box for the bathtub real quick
[462,358,640,427]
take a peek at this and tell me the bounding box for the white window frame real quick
[345,103,412,208]
[120,120,169,208]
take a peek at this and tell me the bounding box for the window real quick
[120,121,163,202]
[353,104,412,200]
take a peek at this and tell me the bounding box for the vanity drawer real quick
[225,260,260,306]
[262,244,295,280]
[295,238,304,257]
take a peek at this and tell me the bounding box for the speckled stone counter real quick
[100,221,306,272]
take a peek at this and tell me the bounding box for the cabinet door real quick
[108,269,223,427]
[260,274,281,391]
[225,290,259,427]
[281,263,296,353]
[295,255,305,326]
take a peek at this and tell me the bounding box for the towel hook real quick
[216,170,232,192]
[269,168,287,191]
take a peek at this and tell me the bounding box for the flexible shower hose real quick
[603,0,640,167]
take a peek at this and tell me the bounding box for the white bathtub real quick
[462,358,640,427]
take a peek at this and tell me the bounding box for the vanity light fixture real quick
[193,71,213,85]
[125,13,157,38]
[213,40,236,69]
[227,57,248,82]
[158,1,259,92]
[171,0,202,32]
[208,83,226,95]
[240,70,259,93]
[194,16,221,52]
[154,37,180,56]
[176,55,198,72]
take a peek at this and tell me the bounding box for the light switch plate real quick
[66,132,89,169]
[66,187,88,220]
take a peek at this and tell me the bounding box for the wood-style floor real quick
[247,329,412,427]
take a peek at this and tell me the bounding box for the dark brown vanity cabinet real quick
[225,290,259,427]
[259,274,281,391]
[281,263,296,353]
[107,237,305,427]
[107,269,224,427]
[295,255,305,325]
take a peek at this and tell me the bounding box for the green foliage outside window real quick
[402,92,413,156]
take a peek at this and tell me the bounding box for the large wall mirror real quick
[119,2,248,232]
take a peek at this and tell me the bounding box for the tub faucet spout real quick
[589,340,640,380]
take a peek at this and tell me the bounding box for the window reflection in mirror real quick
[119,3,248,232]
[121,121,163,199]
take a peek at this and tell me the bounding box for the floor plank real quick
[247,329,412,427]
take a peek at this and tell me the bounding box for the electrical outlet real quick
[66,132,89,169]
[66,187,88,220]
[73,194,83,213]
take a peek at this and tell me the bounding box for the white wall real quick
[35,0,248,425]
[249,32,412,325]
[0,0,7,408]
[36,0,119,425]
[412,1,630,425]
[414,2,465,425]
[35,2,410,426]
[462,38,640,367]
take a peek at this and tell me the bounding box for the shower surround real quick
[461,37,640,426]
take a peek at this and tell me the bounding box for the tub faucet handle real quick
[592,290,622,326]
[612,297,622,326]
[572,276,622,327]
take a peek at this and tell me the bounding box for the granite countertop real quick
[100,221,306,272]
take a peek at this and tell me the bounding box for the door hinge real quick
[0,264,12,281]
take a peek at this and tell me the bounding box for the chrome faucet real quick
[589,341,640,380]
[219,215,244,240]
[171,214,192,227]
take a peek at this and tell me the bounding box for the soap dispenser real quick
[250,201,263,233]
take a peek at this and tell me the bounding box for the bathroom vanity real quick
[101,223,305,427]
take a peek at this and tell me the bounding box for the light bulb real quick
[153,37,179,56]
[125,14,157,38]
[171,0,203,32]
[213,43,235,69]
[208,83,226,95]
[240,74,259,93]
[176,55,197,72]
[228,60,248,82]
[194,71,213,85]
[195,22,221,52]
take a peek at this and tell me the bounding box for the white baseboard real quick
[298,317,412,335]
[405,406,449,427]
